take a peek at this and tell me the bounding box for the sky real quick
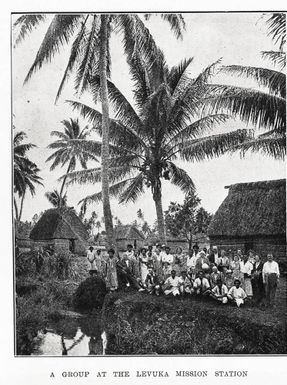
[12,12,286,226]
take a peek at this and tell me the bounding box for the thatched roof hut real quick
[30,207,89,254]
[115,225,145,251]
[208,179,286,260]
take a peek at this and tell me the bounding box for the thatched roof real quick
[208,179,286,237]
[30,207,89,241]
[115,225,145,241]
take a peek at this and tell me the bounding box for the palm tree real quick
[64,52,251,242]
[206,13,286,160]
[14,131,43,221]
[45,189,67,208]
[14,13,185,248]
[46,118,98,203]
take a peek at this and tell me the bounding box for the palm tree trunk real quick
[19,191,26,222]
[14,197,19,221]
[59,161,72,204]
[99,15,116,249]
[153,186,166,243]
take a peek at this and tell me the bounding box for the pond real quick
[32,314,107,356]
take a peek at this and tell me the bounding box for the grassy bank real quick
[102,284,287,355]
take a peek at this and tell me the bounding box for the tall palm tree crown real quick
[14,13,186,248]
[65,49,251,241]
[14,131,43,221]
[46,118,98,201]
[45,189,67,208]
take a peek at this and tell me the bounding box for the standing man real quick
[87,246,96,273]
[186,246,199,272]
[161,246,174,266]
[212,246,221,266]
[262,254,280,308]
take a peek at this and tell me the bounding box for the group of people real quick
[87,243,280,308]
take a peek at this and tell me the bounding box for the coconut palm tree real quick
[206,13,286,160]
[64,52,251,242]
[14,131,43,221]
[14,13,186,247]
[46,118,98,203]
[45,189,67,208]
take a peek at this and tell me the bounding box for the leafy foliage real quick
[164,192,212,248]
[74,276,107,311]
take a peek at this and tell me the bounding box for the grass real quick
[102,278,287,355]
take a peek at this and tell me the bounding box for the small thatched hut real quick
[115,225,145,251]
[30,207,89,255]
[208,179,286,261]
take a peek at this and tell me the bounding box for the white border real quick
[1,1,286,385]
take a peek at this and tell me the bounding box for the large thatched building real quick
[30,207,89,255]
[208,179,286,261]
[115,225,145,251]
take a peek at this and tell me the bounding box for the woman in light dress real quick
[105,248,118,291]
[139,247,149,283]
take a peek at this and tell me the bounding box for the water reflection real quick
[33,315,106,356]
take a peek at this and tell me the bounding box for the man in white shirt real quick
[163,269,181,296]
[87,246,96,272]
[161,246,174,266]
[262,254,280,307]
[211,279,228,304]
[228,279,247,307]
[193,271,211,295]
[186,248,198,271]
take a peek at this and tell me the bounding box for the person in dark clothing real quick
[251,254,265,305]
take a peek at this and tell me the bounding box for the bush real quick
[74,276,107,311]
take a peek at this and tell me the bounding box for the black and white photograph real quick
[11,10,286,358]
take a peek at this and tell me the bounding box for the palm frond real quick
[238,135,286,160]
[55,16,89,102]
[261,51,286,70]
[119,173,145,204]
[168,162,195,194]
[79,178,133,206]
[24,15,83,83]
[168,57,194,96]
[266,13,286,50]
[13,15,46,45]
[160,14,186,39]
[75,15,99,95]
[220,65,286,97]
[205,84,286,131]
[167,114,230,149]
[89,75,143,131]
[180,129,253,162]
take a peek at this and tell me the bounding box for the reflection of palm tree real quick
[61,332,85,356]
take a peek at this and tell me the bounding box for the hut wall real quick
[117,238,145,252]
[31,239,54,250]
[54,239,70,253]
[166,239,189,253]
[210,235,286,261]
[74,239,88,256]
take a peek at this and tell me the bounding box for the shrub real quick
[74,276,107,311]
